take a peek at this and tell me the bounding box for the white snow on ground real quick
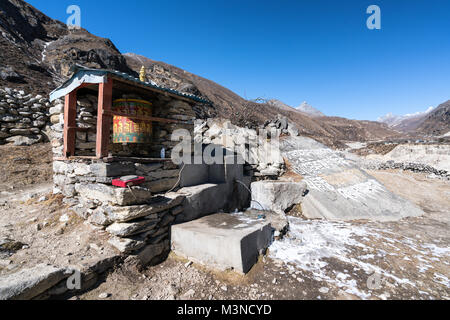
[41,41,53,62]
[269,217,450,299]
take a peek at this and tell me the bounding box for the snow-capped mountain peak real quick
[296,101,325,117]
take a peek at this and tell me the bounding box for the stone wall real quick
[196,119,286,179]
[0,87,50,146]
[365,160,449,180]
[53,159,184,263]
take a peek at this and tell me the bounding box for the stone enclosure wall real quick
[0,87,50,146]
[196,119,286,179]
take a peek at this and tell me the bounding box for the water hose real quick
[235,179,266,211]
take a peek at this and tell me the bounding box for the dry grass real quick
[0,143,52,192]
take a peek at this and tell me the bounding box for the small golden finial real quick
[139,66,146,82]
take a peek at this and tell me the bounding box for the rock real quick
[319,287,329,294]
[90,162,136,178]
[183,289,195,298]
[106,218,159,237]
[145,169,180,181]
[75,183,153,206]
[93,193,185,223]
[98,292,110,299]
[221,286,228,292]
[288,122,300,136]
[108,237,145,254]
[50,114,60,124]
[5,135,42,146]
[135,241,169,266]
[257,166,280,177]
[251,181,307,213]
[143,178,179,193]
[0,67,24,83]
[0,264,71,300]
[49,104,64,115]
[59,214,70,223]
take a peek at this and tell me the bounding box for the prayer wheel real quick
[112,99,153,144]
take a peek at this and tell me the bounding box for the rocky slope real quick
[1,0,402,146]
[0,0,135,95]
[417,100,450,136]
[377,107,434,132]
[378,101,449,136]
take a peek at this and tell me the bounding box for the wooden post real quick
[96,78,113,158]
[63,91,77,158]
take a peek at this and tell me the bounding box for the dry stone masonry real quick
[196,119,286,179]
[0,88,50,146]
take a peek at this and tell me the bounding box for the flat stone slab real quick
[0,264,71,300]
[281,136,424,221]
[171,213,272,274]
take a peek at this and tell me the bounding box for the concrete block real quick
[208,164,225,183]
[171,213,272,274]
[176,184,230,223]
[224,155,243,184]
[180,163,209,187]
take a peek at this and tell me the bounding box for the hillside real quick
[378,101,449,136]
[417,100,450,136]
[0,0,402,146]
[377,107,434,133]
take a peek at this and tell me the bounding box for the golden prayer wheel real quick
[112,99,153,144]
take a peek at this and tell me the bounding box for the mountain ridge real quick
[0,0,409,146]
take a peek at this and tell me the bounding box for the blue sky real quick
[27,0,450,120]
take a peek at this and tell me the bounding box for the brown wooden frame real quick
[61,76,188,160]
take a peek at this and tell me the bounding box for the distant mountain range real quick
[2,0,437,146]
[378,102,449,136]
[377,107,435,132]
[296,101,325,117]
[268,100,325,118]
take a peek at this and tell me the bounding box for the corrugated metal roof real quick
[49,65,211,104]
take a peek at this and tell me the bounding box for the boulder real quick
[0,264,71,300]
[106,218,159,237]
[5,135,42,146]
[251,181,307,214]
[108,237,145,254]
